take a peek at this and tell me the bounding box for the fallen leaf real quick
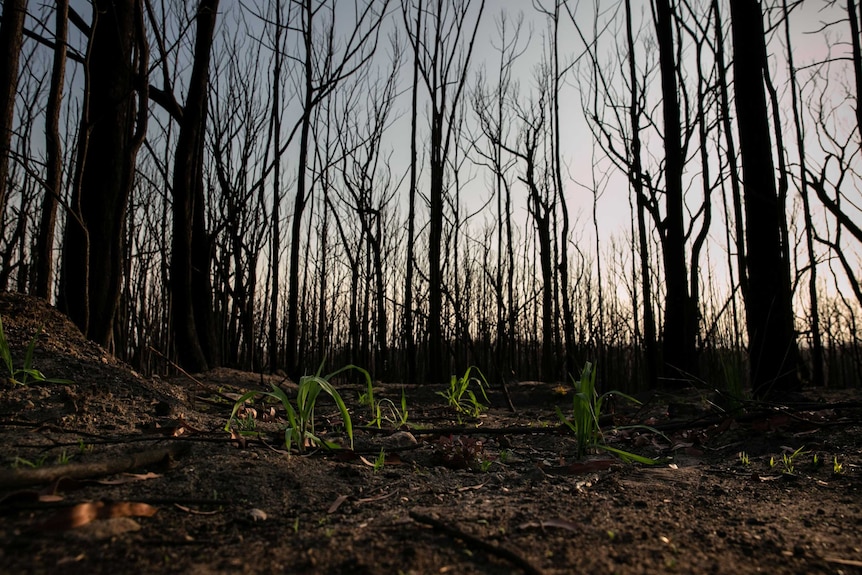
[328,495,349,514]
[40,500,158,531]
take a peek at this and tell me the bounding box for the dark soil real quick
[0,292,860,574]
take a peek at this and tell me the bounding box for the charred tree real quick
[169,0,219,372]
[60,0,147,348]
[0,0,27,222]
[35,0,68,299]
[729,0,800,397]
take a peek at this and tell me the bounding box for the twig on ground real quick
[409,510,544,575]
[0,441,191,489]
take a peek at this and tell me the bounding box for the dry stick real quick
[409,510,544,575]
[0,441,191,490]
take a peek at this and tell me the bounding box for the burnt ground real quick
[0,292,860,575]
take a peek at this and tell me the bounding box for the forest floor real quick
[0,292,861,575]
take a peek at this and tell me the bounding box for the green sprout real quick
[368,388,410,429]
[0,317,72,387]
[437,366,490,419]
[738,451,750,466]
[12,454,48,469]
[780,446,808,475]
[556,362,658,464]
[373,449,386,473]
[833,457,844,475]
[77,438,93,455]
[226,363,370,454]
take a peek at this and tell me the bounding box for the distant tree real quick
[472,11,526,383]
[401,0,486,382]
[729,0,800,397]
[285,0,389,379]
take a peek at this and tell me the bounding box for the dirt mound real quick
[0,292,860,574]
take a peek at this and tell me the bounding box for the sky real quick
[19,0,861,310]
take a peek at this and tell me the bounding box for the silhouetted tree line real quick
[1,0,860,397]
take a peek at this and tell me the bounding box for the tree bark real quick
[729,0,800,397]
[0,0,27,222]
[60,0,145,349]
[35,0,68,299]
[169,0,219,372]
[653,0,696,383]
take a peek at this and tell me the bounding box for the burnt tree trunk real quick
[60,0,146,349]
[35,0,68,299]
[729,0,800,397]
[0,0,26,221]
[170,0,219,372]
[653,0,696,383]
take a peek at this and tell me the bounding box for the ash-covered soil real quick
[0,292,860,574]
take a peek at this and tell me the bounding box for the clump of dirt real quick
[0,292,860,574]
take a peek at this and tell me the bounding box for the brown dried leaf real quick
[327,494,349,514]
[40,500,158,531]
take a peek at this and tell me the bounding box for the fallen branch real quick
[0,441,192,490]
[410,510,544,575]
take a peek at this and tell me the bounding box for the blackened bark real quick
[35,0,68,299]
[653,0,696,383]
[0,0,26,221]
[285,0,314,379]
[60,0,144,348]
[849,0,862,142]
[170,0,219,372]
[403,0,422,385]
[729,0,800,397]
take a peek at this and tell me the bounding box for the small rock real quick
[383,431,417,449]
[248,508,267,522]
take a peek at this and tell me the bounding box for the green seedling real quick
[226,363,370,453]
[499,449,510,463]
[369,388,409,429]
[556,362,658,464]
[780,446,808,475]
[479,458,493,472]
[0,317,72,386]
[437,366,490,419]
[738,451,750,466]
[769,456,776,468]
[833,457,844,475]
[373,449,386,473]
[56,449,73,465]
[12,454,48,469]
